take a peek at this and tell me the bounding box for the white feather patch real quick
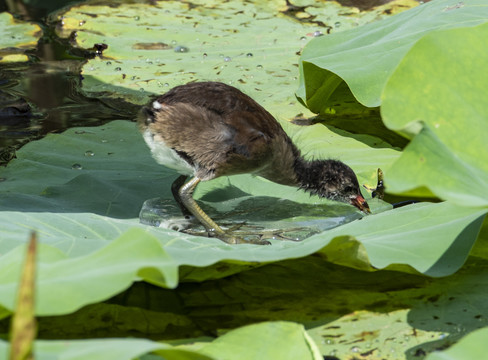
[152,100,163,110]
[143,129,194,175]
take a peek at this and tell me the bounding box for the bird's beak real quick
[351,195,371,214]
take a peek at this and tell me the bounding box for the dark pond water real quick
[0,0,140,165]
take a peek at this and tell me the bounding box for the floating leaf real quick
[50,0,316,118]
[425,327,488,360]
[0,12,42,62]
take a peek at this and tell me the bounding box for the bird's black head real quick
[297,159,370,213]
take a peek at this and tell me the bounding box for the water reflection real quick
[0,0,138,164]
[0,59,134,159]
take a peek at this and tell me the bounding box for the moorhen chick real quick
[139,81,369,244]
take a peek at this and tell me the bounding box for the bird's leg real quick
[171,175,192,217]
[178,177,230,240]
[178,177,270,245]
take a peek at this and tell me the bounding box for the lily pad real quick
[297,0,488,111]
[0,12,42,62]
[425,327,488,360]
[50,0,316,118]
[297,0,419,33]
[49,0,418,120]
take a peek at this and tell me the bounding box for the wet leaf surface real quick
[0,12,42,63]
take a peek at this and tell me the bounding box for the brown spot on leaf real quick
[132,42,172,50]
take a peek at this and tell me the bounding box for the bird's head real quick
[298,159,370,213]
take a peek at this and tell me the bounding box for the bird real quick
[138,81,370,245]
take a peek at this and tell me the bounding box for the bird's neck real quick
[293,157,332,197]
[255,134,329,193]
[254,133,300,186]
[256,133,340,198]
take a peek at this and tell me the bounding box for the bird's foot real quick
[231,236,271,245]
[209,231,271,245]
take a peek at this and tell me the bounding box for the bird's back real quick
[140,82,297,182]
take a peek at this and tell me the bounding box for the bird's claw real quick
[217,232,271,245]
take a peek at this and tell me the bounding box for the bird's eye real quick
[343,186,355,193]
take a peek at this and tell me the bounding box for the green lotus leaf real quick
[0,12,42,62]
[51,0,417,120]
[0,201,483,315]
[0,228,178,316]
[0,321,322,360]
[425,327,488,360]
[302,0,419,26]
[50,0,317,119]
[199,321,321,360]
[0,337,213,360]
[385,125,488,206]
[297,0,488,111]
[382,23,488,205]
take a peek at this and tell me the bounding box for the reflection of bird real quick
[139,82,369,244]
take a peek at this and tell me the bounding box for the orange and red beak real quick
[351,194,371,214]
